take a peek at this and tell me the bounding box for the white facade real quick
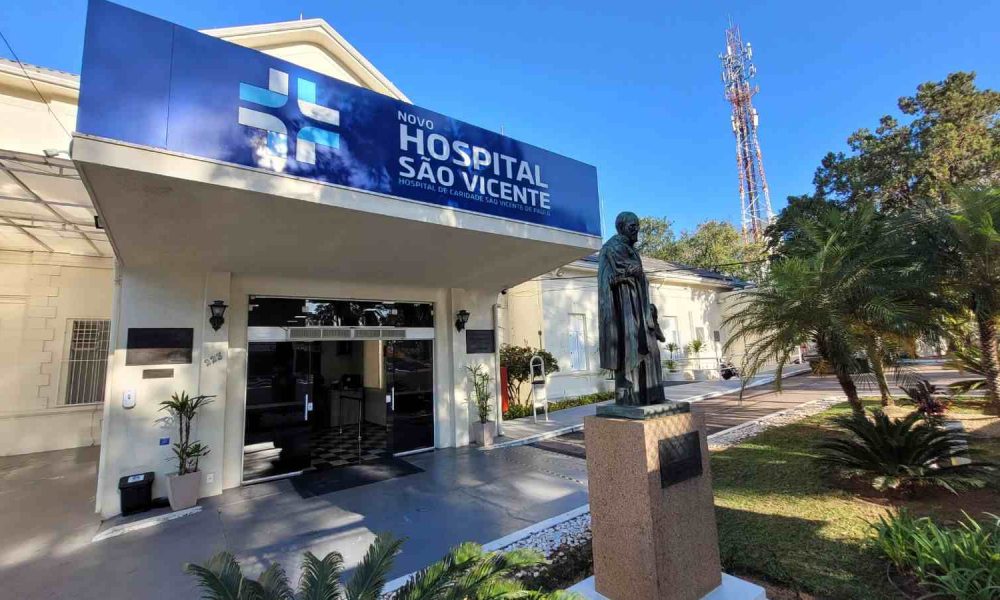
[501,257,741,401]
[0,57,115,456]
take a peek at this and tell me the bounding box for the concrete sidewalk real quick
[492,364,811,449]
[0,442,590,600]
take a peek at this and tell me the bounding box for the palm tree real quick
[186,533,577,600]
[943,188,1000,413]
[725,203,933,415]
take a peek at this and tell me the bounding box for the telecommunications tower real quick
[720,24,773,242]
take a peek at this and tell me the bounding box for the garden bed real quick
[508,398,999,598]
[502,391,613,420]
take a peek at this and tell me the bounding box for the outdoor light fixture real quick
[208,300,228,331]
[455,310,470,332]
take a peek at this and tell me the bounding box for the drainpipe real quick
[493,296,503,438]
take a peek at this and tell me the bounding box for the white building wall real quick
[96,266,503,517]
[0,250,113,455]
[509,266,735,401]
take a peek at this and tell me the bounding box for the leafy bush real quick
[502,391,613,420]
[900,378,953,416]
[817,410,993,493]
[500,344,559,404]
[687,339,705,355]
[872,510,1000,599]
[186,532,578,599]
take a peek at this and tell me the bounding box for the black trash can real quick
[118,472,154,516]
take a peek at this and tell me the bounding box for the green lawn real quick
[710,401,1000,599]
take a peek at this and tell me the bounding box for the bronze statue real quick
[598,211,666,406]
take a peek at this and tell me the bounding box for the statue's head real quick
[615,211,640,244]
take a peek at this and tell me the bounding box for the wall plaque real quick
[126,328,194,366]
[658,431,703,487]
[142,368,175,379]
[465,329,496,354]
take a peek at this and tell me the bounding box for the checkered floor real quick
[311,423,389,469]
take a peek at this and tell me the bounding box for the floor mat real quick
[530,432,587,459]
[290,457,423,498]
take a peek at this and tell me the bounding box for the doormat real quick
[530,432,587,459]
[290,457,423,498]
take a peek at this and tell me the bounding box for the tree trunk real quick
[865,337,893,406]
[816,335,864,415]
[835,367,864,416]
[975,311,1000,414]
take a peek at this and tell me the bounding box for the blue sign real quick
[77,1,602,237]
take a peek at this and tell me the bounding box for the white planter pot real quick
[664,371,686,382]
[166,471,201,511]
[471,421,496,447]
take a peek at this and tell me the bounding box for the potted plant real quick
[687,339,713,380]
[158,391,213,511]
[467,364,495,447]
[663,358,686,382]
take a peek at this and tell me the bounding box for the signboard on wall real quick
[77,0,602,237]
[465,330,496,354]
[126,328,194,365]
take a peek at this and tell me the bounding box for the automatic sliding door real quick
[385,340,434,454]
[243,342,315,481]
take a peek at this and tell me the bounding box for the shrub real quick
[872,510,1000,599]
[817,410,994,493]
[687,339,705,355]
[186,532,577,599]
[899,378,952,416]
[500,344,559,404]
[502,391,612,421]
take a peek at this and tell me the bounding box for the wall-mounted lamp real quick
[209,300,228,331]
[455,309,470,332]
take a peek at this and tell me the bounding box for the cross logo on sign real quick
[238,68,340,166]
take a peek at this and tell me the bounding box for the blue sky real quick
[3,0,998,234]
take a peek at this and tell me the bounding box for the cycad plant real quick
[186,533,578,600]
[898,378,952,416]
[817,410,993,493]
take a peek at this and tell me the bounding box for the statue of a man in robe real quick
[598,211,666,406]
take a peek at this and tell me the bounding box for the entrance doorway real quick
[242,297,435,483]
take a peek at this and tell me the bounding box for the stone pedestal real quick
[584,405,722,600]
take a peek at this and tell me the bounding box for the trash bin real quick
[118,472,154,516]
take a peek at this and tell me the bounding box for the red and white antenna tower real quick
[720,23,773,243]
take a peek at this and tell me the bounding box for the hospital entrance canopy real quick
[71,1,602,290]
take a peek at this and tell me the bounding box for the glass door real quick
[243,341,316,481]
[384,340,434,454]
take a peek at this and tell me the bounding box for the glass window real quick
[661,316,681,347]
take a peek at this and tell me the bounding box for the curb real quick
[91,506,203,543]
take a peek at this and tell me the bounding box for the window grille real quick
[63,319,111,405]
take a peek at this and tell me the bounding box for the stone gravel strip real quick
[489,395,847,560]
